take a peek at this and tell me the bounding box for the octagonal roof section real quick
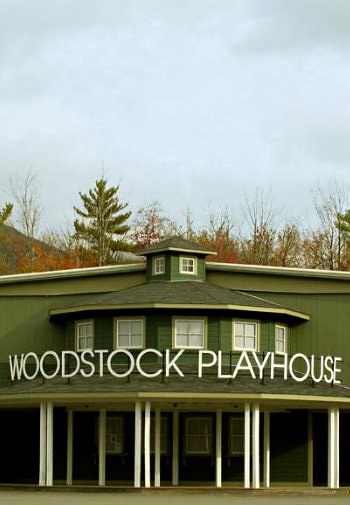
[136,237,217,257]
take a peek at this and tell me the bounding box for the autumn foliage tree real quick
[74,178,132,266]
[131,201,178,248]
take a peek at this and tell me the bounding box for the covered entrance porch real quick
[0,395,346,489]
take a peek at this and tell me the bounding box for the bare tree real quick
[10,169,41,268]
[131,201,179,248]
[240,188,277,265]
[309,182,350,270]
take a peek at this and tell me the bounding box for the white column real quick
[39,401,47,486]
[244,403,250,489]
[335,408,339,489]
[216,409,222,488]
[134,401,142,488]
[66,410,73,486]
[144,401,151,488]
[263,411,270,488]
[144,402,151,487]
[154,407,161,487]
[98,409,106,486]
[46,401,54,487]
[252,403,260,489]
[172,411,179,486]
[328,407,339,488]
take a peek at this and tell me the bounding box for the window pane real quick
[77,322,94,350]
[176,321,188,334]
[235,335,244,349]
[175,320,204,348]
[130,333,143,347]
[186,418,212,454]
[231,417,244,455]
[245,323,256,338]
[176,333,188,347]
[106,417,123,453]
[189,321,203,334]
[276,327,284,339]
[234,323,244,336]
[86,336,94,349]
[118,321,129,336]
[118,334,130,348]
[117,319,143,348]
[245,336,256,350]
[276,340,284,353]
[131,320,142,336]
[189,333,203,347]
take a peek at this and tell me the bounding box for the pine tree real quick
[74,179,131,266]
[0,203,13,227]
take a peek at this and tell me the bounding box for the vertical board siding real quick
[270,411,308,483]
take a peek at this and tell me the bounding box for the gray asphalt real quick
[0,491,349,505]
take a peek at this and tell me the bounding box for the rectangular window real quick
[275,325,287,353]
[153,255,165,275]
[230,416,244,456]
[76,320,94,351]
[185,417,212,455]
[180,256,197,275]
[106,416,123,454]
[174,319,205,349]
[115,318,144,349]
[233,321,258,351]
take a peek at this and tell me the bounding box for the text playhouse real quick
[8,349,342,384]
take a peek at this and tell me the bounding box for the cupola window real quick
[180,256,197,275]
[153,255,165,275]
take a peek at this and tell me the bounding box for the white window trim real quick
[106,415,124,455]
[114,317,145,349]
[232,320,259,352]
[152,255,165,276]
[229,415,244,456]
[173,317,206,350]
[185,416,213,455]
[75,319,94,352]
[275,324,288,354]
[179,255,197,275]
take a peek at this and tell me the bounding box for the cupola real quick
[136,237,217,282]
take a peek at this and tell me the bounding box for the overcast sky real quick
[0,0,349,233]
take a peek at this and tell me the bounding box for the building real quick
[0,237,349,489]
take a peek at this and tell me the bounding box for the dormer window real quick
[153,255,165,275]
[180,256,197,275]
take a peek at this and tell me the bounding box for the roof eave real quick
[49,303,309,321]
[137,247,217,256]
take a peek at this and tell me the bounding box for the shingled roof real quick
[49,281,309,320]
[136,237,217,256]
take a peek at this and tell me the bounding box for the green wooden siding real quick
[270,411,308,483]
[170,254,206,282]
[146,254,171,282]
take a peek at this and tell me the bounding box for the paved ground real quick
[0,491,350,505]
